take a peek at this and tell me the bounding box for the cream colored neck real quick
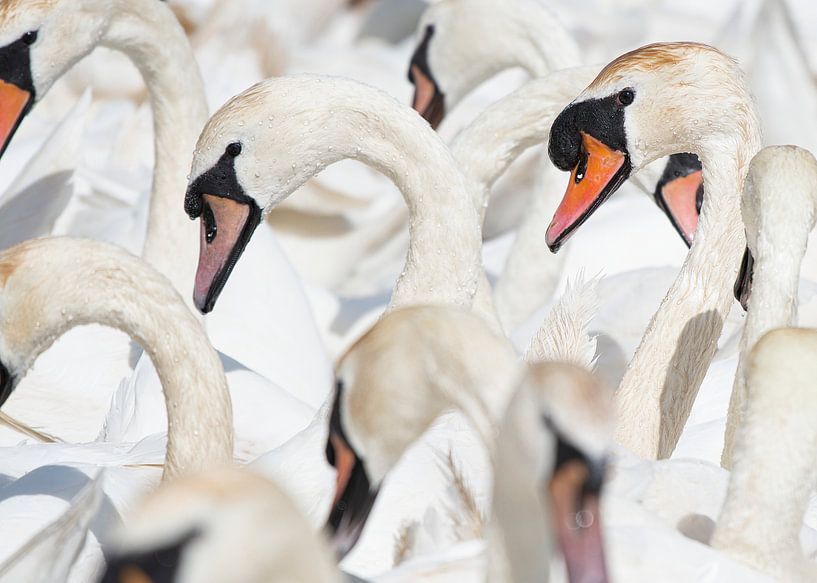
[615,139,759,459]
[102,0,209,312]
[712,329,817,582]
[722,237,805,467]
[9,239,233,479]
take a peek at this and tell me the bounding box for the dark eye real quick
[225,142,242,157]
[617,88,635,106]
[21,31,38,46]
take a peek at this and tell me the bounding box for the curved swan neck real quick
[615,131,761,459]
[712,329,817,581]
[221,77,485,311]
[102,0,209,306]
[722,147,817,467]
[451,67,598,215]
[1,239,232,479]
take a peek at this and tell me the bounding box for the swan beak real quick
[325,433,379,558]
[546,132,630,252]
[734,247,755,312]
[655,169,703,247]
[192,194,261,314]
[0,361,13,407]
[408,26,446,129]
[550,460,609,583]
[0,81,33,158]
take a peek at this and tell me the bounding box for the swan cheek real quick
[656,169,703,247]
[0,81,32,158]
[192,194,260,314]
[546,132,630,252]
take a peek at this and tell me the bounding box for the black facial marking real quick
[548,95,629,173]
[99,530,199,583]
[407,25,435,85]
[325,379,348,467]
[0,361,14,408]
[407,25,446,128]
[543,415,606,501]
[185,149,250,220]
[734,245,755,312]
[0,33,37,97]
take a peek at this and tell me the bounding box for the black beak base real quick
[734,246,755,312]
[0,361,13,407]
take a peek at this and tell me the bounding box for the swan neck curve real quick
[102,0,209,308]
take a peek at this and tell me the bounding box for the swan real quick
[408,0,706,330]
[721,146,817,468]
[0,0,206,302]
[323,305,611,580]
[99,467,341,583]
[712,327,817,582]
[0,237,234,478]
[184,74,491,321]
[545,42,761,459]
[0,0,332,438]
[100,349,611,583]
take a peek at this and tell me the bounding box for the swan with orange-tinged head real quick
[546,42,761,459]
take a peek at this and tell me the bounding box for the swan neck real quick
[615,136,759,459]
[15,242,233,478]
[102,0,209,304]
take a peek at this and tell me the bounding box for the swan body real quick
[722,146,817,467]
[546,42,762,459]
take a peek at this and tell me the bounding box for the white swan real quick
[98,467,341,583]
[100,336,611,583]
[722,146,817,467]
[408,0,705,330]
[324,305,610,580]
[712,327,817,582]
[0,0,205,302]
[184,74,490,321]
[0,237,233,478]
[544,42,761,459]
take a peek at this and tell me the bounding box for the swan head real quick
[100,468,340,583]
[546,42,755,251]
[494,362,612,583]
[0,0,113,157]
[653,153,704,247]
[408,0,578,129]
[734,146,817,310]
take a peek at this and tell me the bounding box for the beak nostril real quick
[574,151,589,184]
[203,203,217,244]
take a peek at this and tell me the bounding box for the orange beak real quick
[657,169,703,247]
[0,80,32,157]
[546,132,629,252]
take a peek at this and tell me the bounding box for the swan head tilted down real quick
[546,42,756,251]
[320,307,612,582]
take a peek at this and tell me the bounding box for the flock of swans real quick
[0,0,815,581]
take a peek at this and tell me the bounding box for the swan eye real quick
[203,203,217,244]
[21,31,38,46]
[616,88,635,107]
[225,142,242,157]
